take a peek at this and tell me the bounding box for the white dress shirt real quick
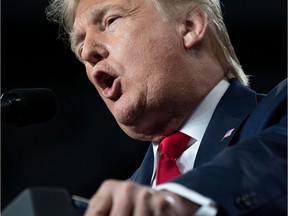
[151,79,230,215]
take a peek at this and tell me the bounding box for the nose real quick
[81,30,109,67]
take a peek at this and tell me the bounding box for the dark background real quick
[1,0,287,210]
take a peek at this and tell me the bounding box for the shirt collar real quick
[152,78,230,148]
[179,78,230,141]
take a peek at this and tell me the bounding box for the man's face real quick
[73,0,200,141]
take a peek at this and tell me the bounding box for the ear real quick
[182,7,208,49]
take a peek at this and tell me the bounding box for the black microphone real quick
[1,88,58,126]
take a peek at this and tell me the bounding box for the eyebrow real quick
[71,4,124,52]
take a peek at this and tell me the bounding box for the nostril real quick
[86,53,103,67]
[86,53,104,67]
[93,53,103,62]
[82,45,107,66]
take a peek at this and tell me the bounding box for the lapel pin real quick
[221,128,235,141]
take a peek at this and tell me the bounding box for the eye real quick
[105,16,120,27]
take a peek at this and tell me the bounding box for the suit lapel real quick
[194,79,258,167]
[128,145,154,185]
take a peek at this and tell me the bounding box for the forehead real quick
[71,0,151,49]
[75,0,136,18]
[73,0,147,34]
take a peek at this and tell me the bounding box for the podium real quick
[2,187,88,216]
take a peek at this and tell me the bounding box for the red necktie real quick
[156,132,191,185]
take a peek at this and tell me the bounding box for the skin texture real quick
[72,0,224,142]
[72,0,225,215]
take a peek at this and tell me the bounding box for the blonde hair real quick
[46,0,249,85]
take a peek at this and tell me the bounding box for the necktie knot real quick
[158,132,191,159]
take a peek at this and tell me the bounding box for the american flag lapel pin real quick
[221,128,235,141]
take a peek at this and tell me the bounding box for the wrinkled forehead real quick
[73,0,142,26]
[75,0,135,14]
[70,0,146,49]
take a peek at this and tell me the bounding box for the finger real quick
[84,194,112,216]
[151,192,173,216]
[133,188,154,216]
[84,180,115,216]
[109,182,136,216]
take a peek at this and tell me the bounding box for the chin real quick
[112,101,144,126]
[116,120,166,142]
[119,126,159,142]
[114,112,137,126]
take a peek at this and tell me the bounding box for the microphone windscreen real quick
[2,88,58,126]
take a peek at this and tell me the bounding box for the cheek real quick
[116,40,170,78]
[118,37,184,102]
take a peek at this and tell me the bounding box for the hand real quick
[84,179,199,216]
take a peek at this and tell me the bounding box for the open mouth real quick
[95,71,121,100]
[96,71,117,90]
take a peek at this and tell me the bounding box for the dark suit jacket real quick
[129,78,287,215]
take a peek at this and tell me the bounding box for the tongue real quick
[103,87,112,97]
[102,77,121,100]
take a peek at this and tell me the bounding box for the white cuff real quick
[155,183,217,216]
